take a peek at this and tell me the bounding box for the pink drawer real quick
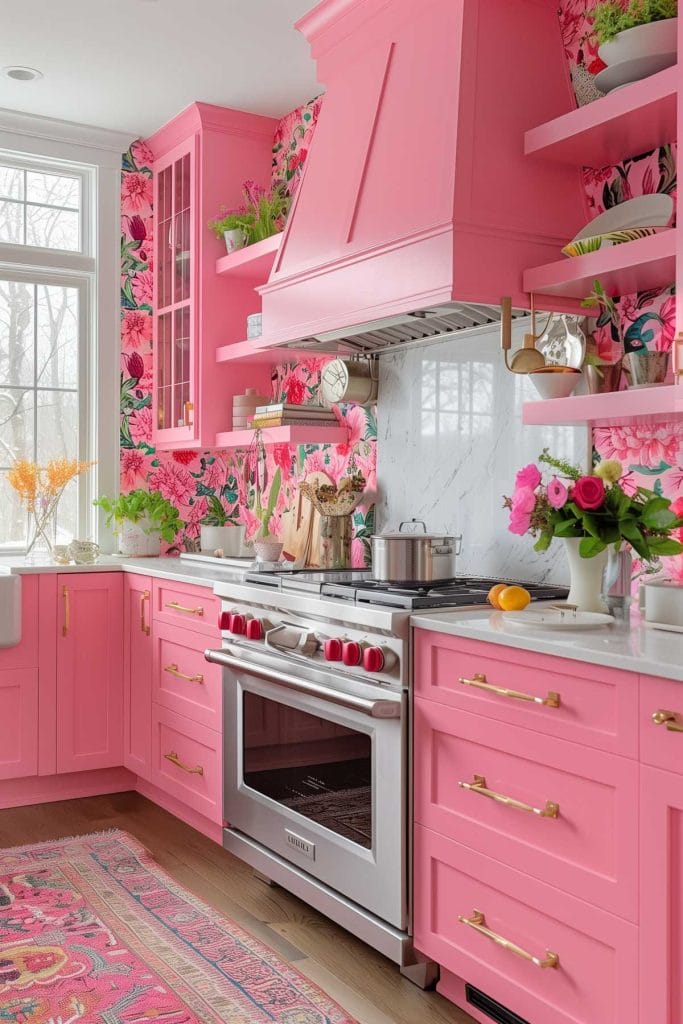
[153,621,222,729]
[414,631,638,757]
[152,579,220,637]
[640,673,683,774]
[414,824,638,1024]
[414,698,638,920]
[151,705,222,823]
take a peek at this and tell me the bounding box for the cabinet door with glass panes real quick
[152,138,198,449]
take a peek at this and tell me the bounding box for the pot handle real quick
[399,519,427,534]
[455,534,463,556]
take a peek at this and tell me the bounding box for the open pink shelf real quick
[523,384,681,427]
[215,424,348,449]
[215,232,281,281]
[525,66,678,168]
[523,229,676,301]
[216,339,318,365]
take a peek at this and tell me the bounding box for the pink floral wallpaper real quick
[120,105,377,566]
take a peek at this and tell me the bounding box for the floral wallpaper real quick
[120,104,377,566]
[558,1,682,581]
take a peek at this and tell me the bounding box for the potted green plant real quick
[251,467,283,562]
[591,0,677,67]
[200,497,249,555]
[207,209,246,254]
[209,181,290,255]
[93,490,183,556]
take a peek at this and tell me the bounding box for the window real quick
[0,155,93,551]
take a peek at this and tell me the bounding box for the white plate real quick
[502,608,614,630]
[595,51,677,94]
[572,194,673,242]
[643,619,683,634]
[536,315,586,369]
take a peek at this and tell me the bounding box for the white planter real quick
[119,521,160,557]
[223,228,246,254]
[563,538,609,614]
[200,524,250,556]
[599,17,678,66]
[253,538,283,563]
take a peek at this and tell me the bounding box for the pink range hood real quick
[258,0,587,354]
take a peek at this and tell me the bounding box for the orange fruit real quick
[487,583,508,610]
[498,585,532,612]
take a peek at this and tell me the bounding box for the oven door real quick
[207,644,406,929]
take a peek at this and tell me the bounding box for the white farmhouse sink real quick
[0,575,21,647]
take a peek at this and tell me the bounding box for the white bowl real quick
[529,370,581,400]
[599,17,677,66]
[571,194,673,242]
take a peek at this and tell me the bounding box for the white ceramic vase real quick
[563,537,609,613]
[119,520,160,557]
[223,228,246,254]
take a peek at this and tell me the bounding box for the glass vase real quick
[25,509,55,563]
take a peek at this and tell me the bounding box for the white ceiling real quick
[0,0,321,139]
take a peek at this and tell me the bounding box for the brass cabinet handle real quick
[652,709,683,733]
[164,662,203,684]
[140,589,150,635]
[165,601,204,617]
[459,673,560,708]
[458,910,559,970]
[164,750,204,775]
[62,585,70,637]
[459,774,559,819]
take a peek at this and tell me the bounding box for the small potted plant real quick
[591,0,677,67]
[208,209,246,254]
[250,467,283,562]
[208,181,290,254]
[200,497,249,555]
[583,278,670,387]
[94,490,183,556]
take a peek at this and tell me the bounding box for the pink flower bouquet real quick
[504,449,683,561]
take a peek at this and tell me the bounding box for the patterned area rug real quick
[0,829,357,1023]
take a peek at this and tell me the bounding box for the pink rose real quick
[515,464,541,491]
[670,497,683,518]
[547,477,568,509]
[508,486,536,536]
[572,475,605,511]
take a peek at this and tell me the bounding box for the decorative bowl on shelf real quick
[598,17,678,68]
[562,226,663,258]
[253,538,283,563]
[623,351,670,388]
[529,367,581,400]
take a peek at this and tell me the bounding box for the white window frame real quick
[0,109,133,552]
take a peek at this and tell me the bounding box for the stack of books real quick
[247,403,339,429]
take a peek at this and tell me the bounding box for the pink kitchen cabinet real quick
[56,573,124,774]
[123,574,152,781]
[0,669,38,780]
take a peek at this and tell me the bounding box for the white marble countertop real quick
[411,604,683,682]
[0,555,249,590]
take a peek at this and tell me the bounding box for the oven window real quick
[242,692,373,849]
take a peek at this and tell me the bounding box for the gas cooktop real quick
[243,569,568,610]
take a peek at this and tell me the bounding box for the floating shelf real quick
[215,425,348,449]
[216,339,318,365]
[215,233,281,281]
[525,66,678,167]
[523,384,681,427]
[523,229,676,301]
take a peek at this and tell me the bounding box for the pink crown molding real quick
[146,102,277,158]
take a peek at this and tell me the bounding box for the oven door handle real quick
[204,648,400,719]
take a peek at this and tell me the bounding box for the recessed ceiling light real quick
[3,66,43,82]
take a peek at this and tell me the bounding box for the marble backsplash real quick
[376,321,588,584]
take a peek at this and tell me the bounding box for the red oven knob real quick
[324,638,343,662]
[219,611,233,631]
[342,641,363,667]
[230,614,247,635]
[363,646,386,673]
[246,618,263,641]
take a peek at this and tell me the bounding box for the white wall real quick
[376,320,589,584]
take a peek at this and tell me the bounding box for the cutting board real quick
[281,472,329,568]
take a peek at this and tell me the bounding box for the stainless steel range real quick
[205,571,566,985]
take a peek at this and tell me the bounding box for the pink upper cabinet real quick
[258,0,587,347]
[147,103,276,449]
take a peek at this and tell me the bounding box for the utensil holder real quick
[320,514,353,569]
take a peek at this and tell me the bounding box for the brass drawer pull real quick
[459,673,560,708]
[459,910,559,970]
[164,663,203,684]
[165,601,204,616]
[652,709,683,733]
[62,585,70,638]
[164,750,204,775]
[140,589,150,635]
[459,774,559,819]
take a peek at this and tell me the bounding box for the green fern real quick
[591,0,677,45]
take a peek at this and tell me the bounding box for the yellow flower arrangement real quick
[7,458,94,556]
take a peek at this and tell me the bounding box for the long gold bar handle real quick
[458,910,559,970]
[165,601,204,617]
[62,585,70,638]
[164,663,204,684]
[459,774,559,819]
[459,673,560,708]
[652,709,683,733]
[164,751,204,775]
[140,589,150,635]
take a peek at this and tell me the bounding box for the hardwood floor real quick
[0,791,473,1024]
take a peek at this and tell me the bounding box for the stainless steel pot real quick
[371,519,462,583]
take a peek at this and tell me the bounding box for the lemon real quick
[498,585,531,612]
[487,583,508,610]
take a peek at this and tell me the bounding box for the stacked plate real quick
[562,194,673,258]
[233,388,269,430]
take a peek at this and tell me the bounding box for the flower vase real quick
[25,509,54,563]
[563,538,609,614]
